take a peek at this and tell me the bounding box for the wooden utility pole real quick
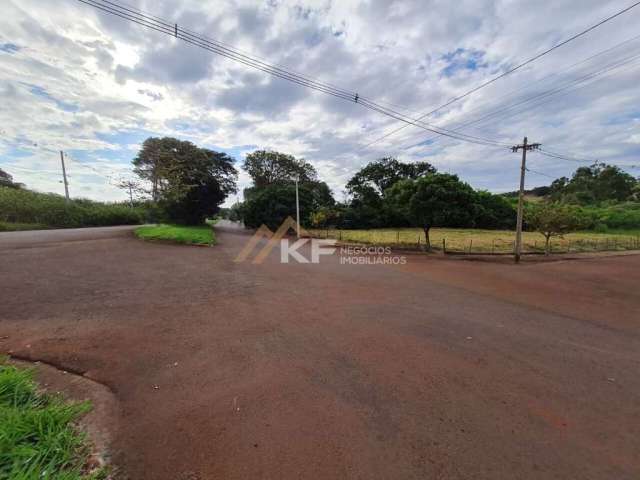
[511,137,541,263]
[60,150,70,202]
[295,177,300,239]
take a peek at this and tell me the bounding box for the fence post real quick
[442,238,446,254]
[468,239,473,254]
[567,240,571,253]
[396,231,400,244]
[492,239,495,254]
[338,230,342,241]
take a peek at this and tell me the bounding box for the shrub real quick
[0,186,144,228]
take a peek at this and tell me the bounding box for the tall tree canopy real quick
[346,157,436,199]
[386,173,476,249]
[240,149,334,229]
[133,137,237,224]
[243,150,317,189]
[340,157,438,229]
[549,162,637,204]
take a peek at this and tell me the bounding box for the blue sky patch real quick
[0,43,20,54]
[441,48,487,77]
[27,84,78,112]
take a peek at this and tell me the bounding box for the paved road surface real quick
[0,225,137,247]
[1,226,639,479]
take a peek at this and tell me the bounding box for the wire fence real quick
[308,229,640,255]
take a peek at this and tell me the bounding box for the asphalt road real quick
[1,226,639,479]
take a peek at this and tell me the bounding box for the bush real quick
[0,186,144,228]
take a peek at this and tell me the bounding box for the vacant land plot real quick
[310,227,640,253]
[1,226,639,479]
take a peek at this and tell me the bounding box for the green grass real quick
[134,224,215,245]
[0,222,51,232]
[0,360,103,479]
[309,227,640,254]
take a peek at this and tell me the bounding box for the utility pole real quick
[294,177,300,239]
[511,137,541,263]
[60,150,70,202]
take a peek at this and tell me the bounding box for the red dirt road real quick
[1,226,639,479]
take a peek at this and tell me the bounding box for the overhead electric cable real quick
[76,0,509,148]
[363,1,640,148]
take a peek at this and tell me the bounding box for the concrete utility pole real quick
[294,177,300,239]
[511,137,541,263]
[60,150,70,202]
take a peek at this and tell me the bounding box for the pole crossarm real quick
[511,143,541,152]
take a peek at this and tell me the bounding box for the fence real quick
[308,228,640,255]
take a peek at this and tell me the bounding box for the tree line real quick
[5,135,637,250]
[232,154,518,248]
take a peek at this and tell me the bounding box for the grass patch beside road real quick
[135,224,215,245]
[0,221,51,232]
[0,360,101,479]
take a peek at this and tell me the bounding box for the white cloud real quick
[0,0,638,205]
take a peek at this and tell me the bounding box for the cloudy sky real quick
[1,0,639,205]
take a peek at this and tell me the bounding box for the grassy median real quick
[0,360,101,479]
[134,224,215,245]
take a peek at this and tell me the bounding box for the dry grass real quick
[309,227,640,254]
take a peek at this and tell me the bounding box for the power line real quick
[537,149,596,163]
[363,1,640,148]
[76,0,509,148]
[401,49,640,154]
[525,167,556,179]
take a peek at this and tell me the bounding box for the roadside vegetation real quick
[226,153,640,255]
[134,224,215,245]
[0,360,103,479]
[5,141,639,256]
[0,181,143,229]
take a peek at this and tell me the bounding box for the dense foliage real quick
[235,154,518,233]
[548,162,637,204]
[239,150,334,230]
[386,173,478,248]
[133,137,238,224]
[0,186,143,228]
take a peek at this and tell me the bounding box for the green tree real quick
[243,150,317,188]
[346,157,436,198]
[386,173,476,250]
[553,163,637,204]
[343,158,436,229]
[133,137,238,225]
[525,202,585,255]
[473,190,516,229]
[242,184,315,230]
